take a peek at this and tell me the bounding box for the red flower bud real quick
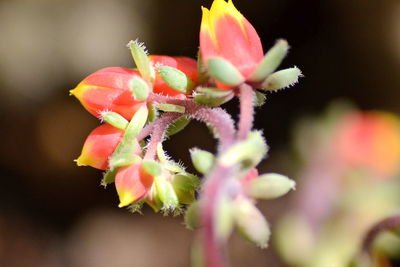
[115,163,154,207]
[149,55,198,97]
[200,0,263,80]
[70,67,145,119]
[76,124,134,170]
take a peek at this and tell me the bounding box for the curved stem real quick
[362,214,400,254]
[143,112,181,160]
[237,83,255,140]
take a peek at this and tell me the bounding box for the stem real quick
[143,113,181,160]
[237,83,255,140]
[362,214,400,254]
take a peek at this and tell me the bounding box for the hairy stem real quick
[237,83,255,140]
[362,214,400,254]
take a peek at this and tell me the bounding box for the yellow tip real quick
[118,190,135,208]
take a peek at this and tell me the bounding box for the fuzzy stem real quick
[362,214,400,254]
[143,113,181,160]
[237,83,255,140]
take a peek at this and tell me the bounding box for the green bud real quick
[219,131,268,168]
[165,116,191,137]
[127,40,154,82]
[235,198,270,248]
[124,105,148,139]
[185,202,202,230]
[101,111,129,130]
[157,65,194,94]
[129,76,149,101]
[141,159,162,177]
[215,195,235,242]
[109,139,142,168]
[261,67,302,91]
[207,57,245,86]
[190,148,215,174]
[245,173,295,199]
[194,87,234,107]
[101,168,118,187]
[254,91,267,107]
[249,39,290,82]
[171,173,199,204]
[155,103,185,113]
[155,176,179,210]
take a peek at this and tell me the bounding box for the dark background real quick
[0,0,399,266]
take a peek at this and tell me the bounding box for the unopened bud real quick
[155,176,179,210]
[157,65,194,94]
[235,198,271,248]
[190,148,215,174]
[261,67,302,91]
[207,57,245,86]
[249,39,290,82]
[245,173,295,199]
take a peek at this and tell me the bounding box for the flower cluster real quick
[71,0,301,264]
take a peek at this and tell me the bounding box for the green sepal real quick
[185,202,202,230]
[254,91,267,107]
[109,139,142,169]
[101,168,118,187]
[155,176,179,210]
[155,103,185,113]
[129,75,149,101]
[156,143,185,173]
[165,116,191,137]
[219,131,268,168]
[146,186,163,212]
[261,67,302,91]
[127,201,144,214]
[245,173,296,200]
[101,111,129,130]
[235,198,271,248]
[157,65,194,94]
[190,148,215,175]
[207,57,245,86]
[249,39,290,82]
[141,159,162,177]
[215,195,235,242]
[172,173,200,192]
[124,105,149,139]
[147,103,159,123]
[194,87,234,107]
[127,40,154,82]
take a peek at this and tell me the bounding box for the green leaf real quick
[157,65,194,94]
[249,39,290,82]
[254,91,267,107]
[190,148,215,174]
[194,87,234,107]
[207,57,245,86]
[127,40,154,82]
[261,67,302,91]
[129,76,149,101]
[101,111,129,130]
[245,173,296,199]
[165,116,191,137]
[155,103,185,113]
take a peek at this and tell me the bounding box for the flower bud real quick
[76,124,124,170]
[115,163,154,207]
[154,175,179,210]
[70,67,145,119]
[235,197,271,248]
[244,173,296,199]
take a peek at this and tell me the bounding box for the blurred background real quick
[1,0,400,266]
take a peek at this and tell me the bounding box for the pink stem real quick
[237,83,255,140]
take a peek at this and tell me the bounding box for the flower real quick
[200,0,263,80]
[115,163,154,207]
[149,55,198,97]
[76,123,130,170]
[70,67,146,120]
